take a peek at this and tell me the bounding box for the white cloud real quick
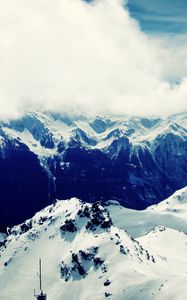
[0,0,186,119]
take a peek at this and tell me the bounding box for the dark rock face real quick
[7,114,55,149]
[60,202,113,234]
[71,253,87,276]
[52,138,187,210]
[0,137,55,227]
[85,202,113,231]
[60,247,106,281]
[105,292,112,298]
[20,221,32,234]
[60,219,77,234]
[104,279,111,286]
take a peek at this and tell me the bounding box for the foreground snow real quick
[108,187,187,238]
[1,187,187,299]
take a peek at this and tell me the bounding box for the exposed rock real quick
[60,219,77,234]
[85,203,113,231]
[105,292,112,297]
[104,279,111,286]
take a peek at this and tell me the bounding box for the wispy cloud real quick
[0,0,186,119]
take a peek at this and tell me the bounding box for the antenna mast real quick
[34,258,47,300]
[39,258,42,293]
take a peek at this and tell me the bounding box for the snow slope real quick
[138,226,187,300]
[108,187,187,238]
[0,199,167,300]
[1,188,187,300]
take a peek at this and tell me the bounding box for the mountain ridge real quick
[0,111,186,226]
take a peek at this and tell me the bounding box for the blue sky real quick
[127,0,187,35]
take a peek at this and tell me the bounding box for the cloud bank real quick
[0,0,186,119]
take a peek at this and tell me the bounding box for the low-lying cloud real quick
[0,0,186,119]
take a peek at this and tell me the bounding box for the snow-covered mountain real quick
[0,111,186,226]
[1,187,187,300]
[108,186,187,237]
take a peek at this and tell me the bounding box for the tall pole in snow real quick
[34,258,47,300]
[39,258,42,293]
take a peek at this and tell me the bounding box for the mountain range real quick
[0,111,186,226]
